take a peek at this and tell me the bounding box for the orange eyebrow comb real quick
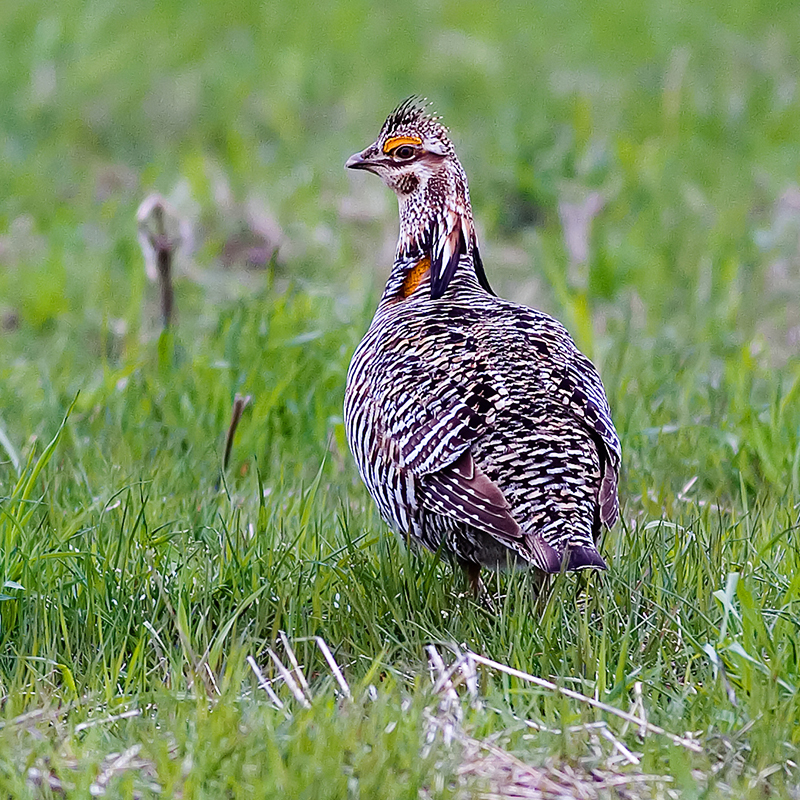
[382,135,422,153]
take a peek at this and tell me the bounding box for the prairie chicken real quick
[344,98,620,593]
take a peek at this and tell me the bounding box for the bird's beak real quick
[345,148,377,172]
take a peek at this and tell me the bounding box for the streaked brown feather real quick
[343,99,621,582]
[421,451,562,573]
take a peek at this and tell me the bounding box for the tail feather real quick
[565,544,608,571]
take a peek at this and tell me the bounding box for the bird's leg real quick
[464,562,482,598]
[463,564,500,613]
[530,570,553,615]
[529,569,547,596]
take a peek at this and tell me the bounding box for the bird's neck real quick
[381,252,481,305]
[381,177,491,303]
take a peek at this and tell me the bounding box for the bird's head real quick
[346,97,493,299]
[345,96,455,196]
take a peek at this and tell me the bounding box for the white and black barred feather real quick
[344,99,621,577]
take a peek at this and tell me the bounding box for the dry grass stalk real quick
[422,645,680,799]
[137,194,184,329]
[249,635,353,708]
[464,651,702,753]
[247,654,287,712]
[223,393,252,471]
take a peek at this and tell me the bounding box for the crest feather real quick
[386,96,432,127]
[380,96,448,141]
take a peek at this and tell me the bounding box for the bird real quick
[343,97,621,595]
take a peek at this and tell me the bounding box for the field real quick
[1,0,800,796]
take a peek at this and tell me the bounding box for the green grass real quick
[1,0,800,796]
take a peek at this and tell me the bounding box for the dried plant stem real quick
[466,651,702,753]
[223,393,252,471]
[156,244,173,329]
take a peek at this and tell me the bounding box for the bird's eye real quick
[393,145,416,160]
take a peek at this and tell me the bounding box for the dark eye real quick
[393,145,416,160]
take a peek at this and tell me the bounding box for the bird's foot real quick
[460,563,498,613]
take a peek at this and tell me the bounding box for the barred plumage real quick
[344,98,621,590]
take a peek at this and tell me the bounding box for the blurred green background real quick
[3,0,800,338]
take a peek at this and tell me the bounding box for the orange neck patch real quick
[382,135,422,154]
[399,257,430,299]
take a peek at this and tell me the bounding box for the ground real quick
[1,0,799,797]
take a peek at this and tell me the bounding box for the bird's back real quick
[345,276,620,571]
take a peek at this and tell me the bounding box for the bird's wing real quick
[421,449,562,571]
[390,375,561,572]
[488,305,620,530]
[393,378,496,475]
[553,350,621,528]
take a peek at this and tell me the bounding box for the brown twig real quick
[223,393,252,471]
[137,194,182,330]
[155,242,173,329]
